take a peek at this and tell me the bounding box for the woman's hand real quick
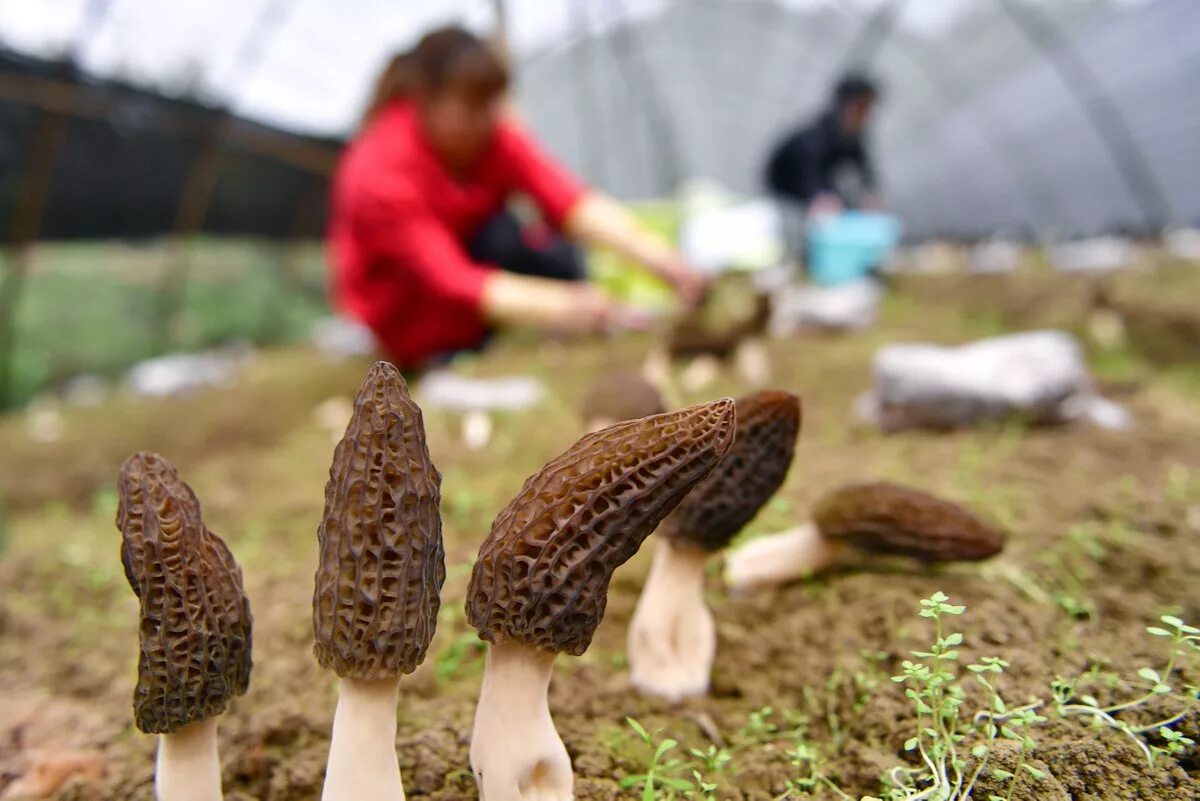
[482,272,654,335]
[565,193,710,309]
[646,251,710,309]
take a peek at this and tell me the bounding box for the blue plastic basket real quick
[806,211,901,285]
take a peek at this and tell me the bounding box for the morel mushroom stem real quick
[628,540,715,702]
[323,676,405,801]
[723,523,838,593]
[155,718,221,801]
[470,642,571,801]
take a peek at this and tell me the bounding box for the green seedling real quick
[1051,614,1200,765]
[883,592,1044,801]
[621,717,712,800]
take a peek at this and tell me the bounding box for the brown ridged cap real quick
[312,361,445,680]
[580,370,666,424]
[466,398,737,656]
[116,452,252,734]
[813,482,1005,562]
[661,390,801,552]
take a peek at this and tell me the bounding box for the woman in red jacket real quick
[328,26,707,369]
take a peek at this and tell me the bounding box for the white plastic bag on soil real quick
[770,278,882,333]
[858,330,1130,432]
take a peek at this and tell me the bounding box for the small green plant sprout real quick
[687,744,732,775]
[1051,614,1200,765]
[884,592,1044,801]
[621,717,711,800]
[739,705,780,745]
[1164,463,1198,505]
[774,734,855,801]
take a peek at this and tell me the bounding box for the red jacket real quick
[327,101,585,367]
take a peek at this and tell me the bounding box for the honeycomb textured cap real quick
[466,398,736,656]
[580,370,666,424]
[662,390,802,552]
[814,482,1005,561]
[312,361,445,680]
[116,452,252,734]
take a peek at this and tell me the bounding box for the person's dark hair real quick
[362,26,509,125]
[833,72,879,107]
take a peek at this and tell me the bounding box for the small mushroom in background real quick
[628,390,801,702]
[312,362,445,801]
[465,398,736,801]
[666,291,773,392]
[579,369,666,432]
[724,482,1006,592]
[116,452,253,801]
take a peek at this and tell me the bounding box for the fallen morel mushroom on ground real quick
[312,361,445,801]
[465,398,736,800]
[725,481,1005,591]
[629,390,801,701]
[579,369,666,432]
[117,452,252,801]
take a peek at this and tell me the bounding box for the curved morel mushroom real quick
[579,369,666,432]
[724,482,1006,591]
[312,361,445,801]
[629,390,801,701]
[117,452,252,801]
[465,399,736,801]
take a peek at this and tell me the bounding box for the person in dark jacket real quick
[765,74,881,216]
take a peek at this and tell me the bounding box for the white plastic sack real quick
[311,316,377,359]
[125,346,251,397]
[858,330,1129,431]
[417,370,545,412]
[679,199,785,274]
[769,278,882,334]
[1051,237,1132,273]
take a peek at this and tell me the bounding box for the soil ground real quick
[1,266,1198,800]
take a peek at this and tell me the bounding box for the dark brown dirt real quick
[2,271,1199,800]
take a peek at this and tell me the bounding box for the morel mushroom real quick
[312,361,445,801]
[117,452,252,801]
[629,390,801,701]
[669,292,772,390]
[725,482,1005,591]
[579,369,666,432]
[466,398,736,800]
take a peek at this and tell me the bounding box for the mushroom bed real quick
[1,269,1199,800]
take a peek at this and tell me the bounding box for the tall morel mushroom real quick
[312,361,445,801]
[117,452,252,801]
[628,390,801,701]
[725,481,1006,591]
[465,398,736,800]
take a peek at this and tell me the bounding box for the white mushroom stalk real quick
[465,400,737,801]
[470,643,571,801]
[155,719,222,801]
[723,523,838,593]
[628,540,715,702]
[323,677,405,801]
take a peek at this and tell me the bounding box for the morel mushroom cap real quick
[117,452,252,735]
[467,398,737,656]
[661,390,801,552]
[580,370,666,425]
[813,482,1005,562]
[313,361,445,680]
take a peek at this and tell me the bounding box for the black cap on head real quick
[834,72,879,106]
